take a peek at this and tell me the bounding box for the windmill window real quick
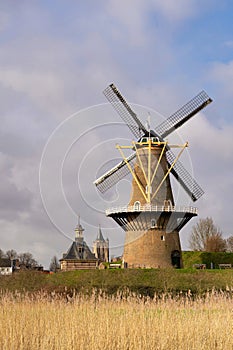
[152,137,159,143]
[134,201,141,211]
[161,235,165,241]
[141,137,148,143]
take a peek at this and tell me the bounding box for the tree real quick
[5,249,17,260]
[205,234,226,252]
[49,256,60,272]
[189,217,226,252]
[226,236,233,252]
[18,252,38,268]
[0,249,5,259]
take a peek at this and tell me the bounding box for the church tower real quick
[93,225,109,262]
[60,216,97,271]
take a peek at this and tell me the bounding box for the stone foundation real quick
[123,228,183,268]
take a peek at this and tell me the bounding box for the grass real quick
[0,289,233,349]
[182,251,233,269]
[1,269,233,297]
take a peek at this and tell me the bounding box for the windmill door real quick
[171,250,181,268]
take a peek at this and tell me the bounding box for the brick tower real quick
[95,84,212,268]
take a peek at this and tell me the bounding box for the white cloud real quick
[209,61,233,96]
[0,68,64,110]
[106,0,149,47]
[151,0,197,21]
[179,113,233,240]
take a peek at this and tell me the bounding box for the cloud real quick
[223,40,233,48]
[106,0,149,47]
[0,1,232,267]
[179,113,233,240]
[151,0,198,21]
[106,0,210,30]
[0,153,33,219]
[0,11,9,32]
[209,61,233,96]
[0,69,64,103]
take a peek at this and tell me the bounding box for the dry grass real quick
[0,290,233,350]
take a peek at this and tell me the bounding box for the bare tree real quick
[49,256,60,272]
[5,249,17,260]
[226,236,233,252]
[0,249,5,259]
[18,252,38,268]
[205,234,226,252]
[189,217,226,252]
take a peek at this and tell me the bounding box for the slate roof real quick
[0,258,11,267]
[62,240,97,261]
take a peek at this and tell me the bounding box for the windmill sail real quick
[166,149,204,201]
[95,83,210,201]
[94,153,136,193]
[103,84,147,139]
[156,91,212,138]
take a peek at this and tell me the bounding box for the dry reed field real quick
[0,290,233,350]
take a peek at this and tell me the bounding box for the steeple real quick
[97,224,105,241]
[75,215,84,242]
[93,225,109,262]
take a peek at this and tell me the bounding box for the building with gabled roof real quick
[93,225,109,262]
[60,217,97,271]
[0,258,19,275]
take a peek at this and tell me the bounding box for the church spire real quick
[93,225,109,262]
[97,224,105,241]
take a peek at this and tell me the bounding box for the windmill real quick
[94,84,212,268]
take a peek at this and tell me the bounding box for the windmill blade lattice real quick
[166,149,204,201]
[156,91,212,138]
[96,83,210,201]
[103,84,147,139]
[94,153,136,193]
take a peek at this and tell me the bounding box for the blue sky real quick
[1,1,233,268]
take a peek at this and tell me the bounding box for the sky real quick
[1,1,233,268]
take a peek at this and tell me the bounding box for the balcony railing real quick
[106,204,198,216]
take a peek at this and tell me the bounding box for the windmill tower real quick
[94,84,212,268]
